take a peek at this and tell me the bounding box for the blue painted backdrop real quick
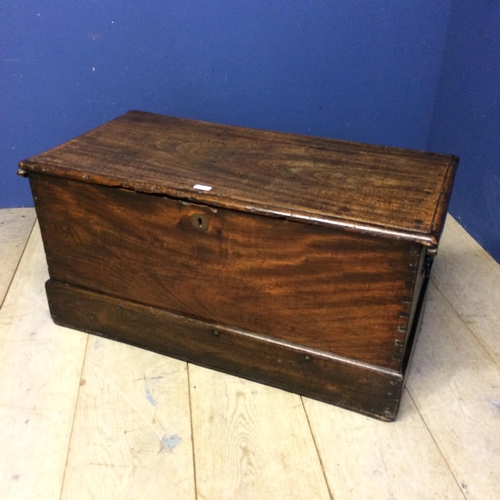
[1,1,498,262]
[427,1,500,263]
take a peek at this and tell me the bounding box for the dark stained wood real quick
[46,279,405,421]
[20,111,459,420]
[20,110,458,247]
[30,173,425,369]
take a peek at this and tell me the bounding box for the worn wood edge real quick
[20,109,457,172]
[401,259,431,375]
[428,155,460,247]
[19,168,439,247]
[45,279,405,421]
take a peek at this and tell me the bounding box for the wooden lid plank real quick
[20,110,458,246]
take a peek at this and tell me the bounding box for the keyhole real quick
[191,213,208,231]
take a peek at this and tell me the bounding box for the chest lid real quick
[20,110,458,247]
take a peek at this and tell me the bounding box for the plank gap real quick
[186,364,199,500]
[405,388,468,500]
[301,396,335,500]
[0,213,36,309]
[58,333,90,500]
[431,277,500,371]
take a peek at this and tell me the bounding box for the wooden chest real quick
[19,111,458,420]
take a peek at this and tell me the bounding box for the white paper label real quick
[192,184,213,192]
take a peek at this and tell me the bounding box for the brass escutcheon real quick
[191,213,208,231]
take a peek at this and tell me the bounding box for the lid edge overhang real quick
[20,160,443,248]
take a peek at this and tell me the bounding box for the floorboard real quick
[304,388,465,499]
[407,282,500,500]
[61,336,196,500]
[0,224,87,500]
[0,208,36,307]
[432,216,500,367]
[1,210,499,500]
[189,365,331,500]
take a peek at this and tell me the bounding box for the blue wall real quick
[428,1,500,263]
[1,0,451,207]
[5,1,498,264]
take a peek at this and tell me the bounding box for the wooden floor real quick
[1,208,499,500]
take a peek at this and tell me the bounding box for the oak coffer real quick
[19,111,458,420]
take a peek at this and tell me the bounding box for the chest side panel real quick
[31,174,420,369]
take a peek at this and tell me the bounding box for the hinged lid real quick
[20,110,458,247]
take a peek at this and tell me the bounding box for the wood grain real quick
[20,110,458,246]
[189,365,331,500]
[303,392,464,500]
[61,336,195,500]
[46,280,404,420]
[407,281,500,500]
[19,111,458,424]
[32,174,423,369]
[2,209,500,500]
[0,208,36,307]
[0,225,87,500]
[432,215,500,367]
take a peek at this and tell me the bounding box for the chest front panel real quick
[32,173,423,370]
